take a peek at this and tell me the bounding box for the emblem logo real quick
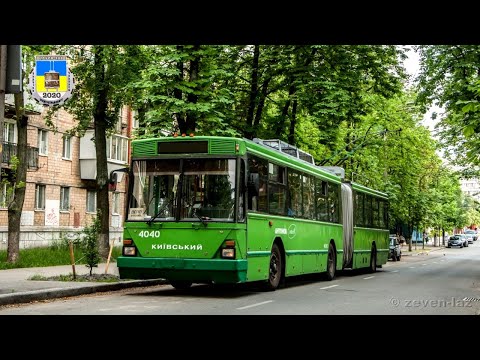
[28,55,75,106]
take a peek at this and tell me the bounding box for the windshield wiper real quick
[196,213,211,226]
[192,204,210,226]
[147,199,173,225]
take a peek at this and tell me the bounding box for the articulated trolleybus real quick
[116,136,389,290]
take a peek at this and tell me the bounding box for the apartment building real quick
[460,177,480,202]
[0,99,132,249]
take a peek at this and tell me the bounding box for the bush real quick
[80,216,101,276]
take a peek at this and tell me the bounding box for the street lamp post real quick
[0,45,7,177]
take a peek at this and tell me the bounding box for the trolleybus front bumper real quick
[117,256,248,284]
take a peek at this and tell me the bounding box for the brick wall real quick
[0,105,129,248]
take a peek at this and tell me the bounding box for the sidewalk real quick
[0,262,167,307]
[400,244,445,256]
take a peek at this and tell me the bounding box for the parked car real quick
[389,235,402,261]
[447,235,466,248]
[459,234,470,246]
[464,229,477,241]
[463,233,474,244]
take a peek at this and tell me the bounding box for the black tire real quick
[170,280,192,290]
[325,242,336,281]
[392,252,397,262]
[264,243,283,291]
[397,253,401,261]
[369,245,377,273]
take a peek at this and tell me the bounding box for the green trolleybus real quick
[116,136,389,290]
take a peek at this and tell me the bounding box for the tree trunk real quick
[6,92,28,263]
[253,77,271,130]
[93,46,110,260]
[287,98,298,145]
[274,83,294,137]
[174,45,185,134]
[185,45,200,134]
[245,45,260,139]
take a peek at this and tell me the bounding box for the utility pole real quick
[0,45,7,176]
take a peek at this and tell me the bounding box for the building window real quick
[86,190,97,213]
[115,108,123,133]
[35,184,46,210]
[132,110,139,129]
[0,183,13,208]
[106,134,128,163]
[38,129,48,155]
[3,121,16,143]
[62,135,71,159]
[60,187,70,211]
[112,191,120,214]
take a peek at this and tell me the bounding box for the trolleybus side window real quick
[287,170,302,217]
[364,195,373,227]
[355,192,364,226]
[268,163,287,215]
[238,159,246,221]
[247,155,268,212]
[328,182,340,223]
[302,173,315,220]
[315,179,329,222]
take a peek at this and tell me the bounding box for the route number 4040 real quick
[138,230,160,238]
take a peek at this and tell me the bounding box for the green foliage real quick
[80,216,101,276]
[0,245,83,270]
[415,45,480,169]
[0,243,122,270]
[0,155,26,208]
[131,45,406,148]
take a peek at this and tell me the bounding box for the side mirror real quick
[109,172,118,191]
[109,167,129,192]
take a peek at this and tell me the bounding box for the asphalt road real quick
[1,243,480,315]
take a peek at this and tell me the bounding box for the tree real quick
[5,45,53,263]
[81,214,101,276]
[415,45,480,171]
[52,45,144,259]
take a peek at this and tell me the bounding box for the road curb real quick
[401,247,445,256]
[0,278,168,307]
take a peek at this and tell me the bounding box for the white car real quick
[464,234,474,244]
[458,234,470,246]
[464,229,477,241]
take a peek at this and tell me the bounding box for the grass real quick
[0,243,122,270]
[29,273,120,283]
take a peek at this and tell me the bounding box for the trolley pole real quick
[0,45,7,175]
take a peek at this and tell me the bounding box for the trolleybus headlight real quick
[221,248,235,258]
[123,246,136,256]
[221,239,235,258]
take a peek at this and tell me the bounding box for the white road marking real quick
[409,266,416,269]
[391,270,399,273]
[363,276,375,280]
[320,284,339,290]
[422,263,427,266]
[237,300,273,310]
[433,262,438,264]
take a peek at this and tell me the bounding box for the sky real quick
[403,46,443,133]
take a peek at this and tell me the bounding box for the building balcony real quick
[79,130,128,180]
[1,141,39,170]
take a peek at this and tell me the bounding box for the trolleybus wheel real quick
[264,243,283,291]
[369,246,377,273]
[325,242,336,281]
